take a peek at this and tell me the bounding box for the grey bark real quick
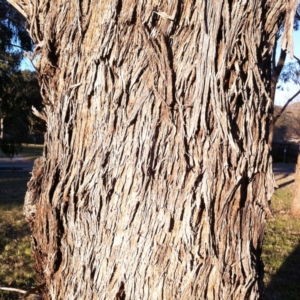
[291,153,300,216]
[0,117,3,139]
[7,0,293,299]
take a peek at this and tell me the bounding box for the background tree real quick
[291,152,300,216]
[0,0,43,156]
[266,5,300,218]
[0,0,33,85]
[268,4,300,147]
[7,0,297,299]
[275,55,300,120]
[0,0,32,61]
[274,47,300,217]
[1,70,44,141]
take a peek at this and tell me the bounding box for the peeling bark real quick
[7,0,291,299]
[291,153,300,217]
[281,0,299,58]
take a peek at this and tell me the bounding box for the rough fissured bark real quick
[8,0,289,299]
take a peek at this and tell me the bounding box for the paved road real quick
[0,156,34,172]
[273,164,295,174]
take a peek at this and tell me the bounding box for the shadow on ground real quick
[263,241,300,300]
[278,179,295,189]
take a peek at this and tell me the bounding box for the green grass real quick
[262,177,300,300]
[0,172,36,299]
[19,144,43,162]
[0,143,43,162]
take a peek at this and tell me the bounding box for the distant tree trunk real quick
[291,152,300,216]
[8,0,292,299]
[268,48,286,149]
[0,117,3,139]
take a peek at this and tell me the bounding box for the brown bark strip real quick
[291,153,300,216]
[281,0,299,58]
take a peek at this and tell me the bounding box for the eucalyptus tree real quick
[7,0,298,299]
[275,45,300,217]
[291,152,300,216]
[268,4,300,147]
[280,60,300,216]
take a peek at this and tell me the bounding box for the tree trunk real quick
[8,0,289,299]
[268,48,286,149]
[0,117,3,139]
[291,152,300,216]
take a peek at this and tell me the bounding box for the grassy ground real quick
[0,143,43,162]
[0,172,36,299]
[262,168,300,300]
[18,144,43,162]
[0,144,42,299]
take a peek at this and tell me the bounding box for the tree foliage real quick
[0,0,43,157]
[279,60,300,86]
[1,70,44,139]
[0,0,32,66]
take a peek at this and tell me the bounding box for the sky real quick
[274,30,300,106]
[20,56,35,71]
[20,28,300,107]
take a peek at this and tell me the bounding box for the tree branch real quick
[6,0,28,18]
[0,287,26,294]
[270,49,287,105]
[22,283,46,298]
[272,41,277,72]
[281,0,299,58]
[0,283,45,298]
[293,54,300,64]
[3,42,26,51]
